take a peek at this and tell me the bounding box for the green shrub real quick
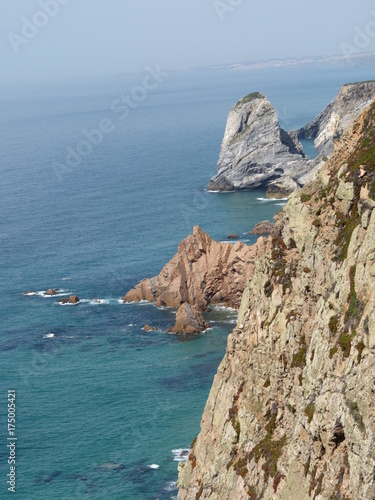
[304,403,315,423]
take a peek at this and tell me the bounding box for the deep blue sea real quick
[0,63,374,499]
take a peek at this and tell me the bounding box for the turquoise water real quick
[1,64,375,499]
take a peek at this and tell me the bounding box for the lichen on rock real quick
[178,99,375,499]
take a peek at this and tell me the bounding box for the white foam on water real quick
[211,305,237,313]
[43,333,56,339]
[122,299,149,305]
[164,481,177,491]
[172,449,190,462]
[275,202,287,206]
[80,299,110,305]
[148,464,159,469]
[23,292,37,296]
[37,290,70,298]
[60,277,71,281]
[256,197,288,202]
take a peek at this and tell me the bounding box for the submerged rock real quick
[171,303,209,334]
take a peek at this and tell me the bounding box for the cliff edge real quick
[178,99,375,498]
[298,80,375,157]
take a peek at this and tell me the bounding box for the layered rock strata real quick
[178,100,375,499]
[122,225,266,311]
[208,82,375,198]
[297,80,375,157]
[207,93,311,195]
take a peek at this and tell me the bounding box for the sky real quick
[1,0,375,82]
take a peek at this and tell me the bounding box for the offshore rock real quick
[122,225,266,311]
[171,303,209,334]
[207,92,313,195]
[178,100,375,499]
[57,295,79,304]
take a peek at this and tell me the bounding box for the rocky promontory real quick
[122,225,266,311]
[178,97,375,499]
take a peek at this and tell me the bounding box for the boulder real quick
[227,234,239,239]
[171,303,209,334]
[249,220,275,235]
[143,324,157,332]
[44,289,59,296]
[57,295,80,304]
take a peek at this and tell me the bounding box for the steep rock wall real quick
[178,101,375,499]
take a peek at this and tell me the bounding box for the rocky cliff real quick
[178,100,375,498]
[298,80,375,157]
[123,225,267,311]
[208,82,375,198]
[207,93,313,197]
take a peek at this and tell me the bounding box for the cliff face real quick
[123,225,267,311]
[207,93,312,196]
[298,80,375,157]
[178,102,375,498]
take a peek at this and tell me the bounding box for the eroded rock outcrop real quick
[249,220,274,235]
[122,225,266,311]
[207,92,315,196]
[172,303,209,334]
[178,100,375,499]
[297,80,375,157]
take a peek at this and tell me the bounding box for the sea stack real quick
[207,92,311,195]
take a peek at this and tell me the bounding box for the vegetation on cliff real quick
[178,100,375,499]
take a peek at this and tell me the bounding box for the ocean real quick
[1,63,374,499]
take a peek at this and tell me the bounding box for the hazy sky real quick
[2,0,375,82]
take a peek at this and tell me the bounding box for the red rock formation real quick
[122,226,266,311]
[171,303,209,334]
